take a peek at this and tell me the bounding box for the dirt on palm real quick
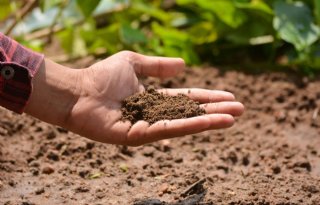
[0,66,320,205]
[121,87,205,124]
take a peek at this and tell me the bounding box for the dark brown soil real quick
[121,87,205,124]
[1,66,320,205]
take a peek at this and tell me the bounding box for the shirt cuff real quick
[0,33,44,114]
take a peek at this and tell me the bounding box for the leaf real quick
[187,22,218,44]
[76,0,101,18]
[195,0,247,28]
[89,172,103,179]
[87,23,121,54]
[273,1,320,51]
[73,30,88,57]
[226,21,271,45]
[234,0,273,15]
[154,175,165,180]
[96,23,120,45]
[58,27,87,57]
[132,2,171,23]
[79,19,97,43]
[315,0,320,24]
[176,0,194,5]
[152,23,189,43]
[39,0,64,12]
[20,40,44,52]
[151,23,199,64]
[309,43,320,69]
[58,28,74,54]
[120,24,147,45]
[0,0,12,21]
[170,12,189,28]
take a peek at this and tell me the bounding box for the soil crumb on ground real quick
[121,87,205,124]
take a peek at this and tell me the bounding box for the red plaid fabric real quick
[0,32,44,113]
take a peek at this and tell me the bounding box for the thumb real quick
[131,53,185,78]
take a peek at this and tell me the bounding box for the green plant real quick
[1,0,320,72]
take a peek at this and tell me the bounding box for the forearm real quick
[24,59,81,127]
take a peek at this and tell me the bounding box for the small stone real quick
[0,127,8,135]
[75,185,90,193]
[57,127,68,133]
[142,146,155,157]
[293,161,312,172]
[21,201,35,205]
[86,142,95,149]
[8,180,15,187]
[242,155,250,166]
[78,169,90,178]
[136,175,145,182]
[29,161,40,167]
[272,165,281,174]
[35,187,45,195]
[30,168,39,176]
[274,110,286,122]
[158,183,169,196]
[42,166,55,174]
[47,151,59,161]
[174,157,183,163]
[46,130,57,139]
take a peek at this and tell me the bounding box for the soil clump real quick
[121,87,205,124]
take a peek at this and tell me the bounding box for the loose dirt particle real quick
[75,186,90,193]
[121,87,205,124]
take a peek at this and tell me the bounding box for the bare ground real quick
[0,67,320,205]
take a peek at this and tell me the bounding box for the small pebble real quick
[42,166,55,174]
[158,183,169,196]
[35,187,45,195]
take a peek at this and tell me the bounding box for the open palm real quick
[66,51,244,146]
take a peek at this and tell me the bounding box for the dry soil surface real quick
[0,67,320,205]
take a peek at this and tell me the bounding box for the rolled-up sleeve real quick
[0,32,44,113]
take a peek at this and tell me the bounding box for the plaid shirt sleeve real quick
[0,32,44,114]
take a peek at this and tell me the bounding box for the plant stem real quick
[4,0,38,36]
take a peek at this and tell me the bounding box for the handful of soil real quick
[121,87,205,124]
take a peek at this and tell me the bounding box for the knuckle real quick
[119,50,136,59]
[157,58,163,78]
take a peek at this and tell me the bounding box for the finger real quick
[127,114,234,145]
[158,88,235,103]
[132,54,185,78]
[138,83,145,93]
[127,121,150,146]
[146,114,234,142]
[91,120,131,145]
[201,102,244,116]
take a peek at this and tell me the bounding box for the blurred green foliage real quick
[1,0,320,72]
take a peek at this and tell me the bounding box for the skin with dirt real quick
[0,67,320,204]
[121,87,205,124]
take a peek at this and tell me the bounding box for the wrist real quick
[24,59,82,127]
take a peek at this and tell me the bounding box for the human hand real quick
[26,51,244,146]
[66,51,244,146]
